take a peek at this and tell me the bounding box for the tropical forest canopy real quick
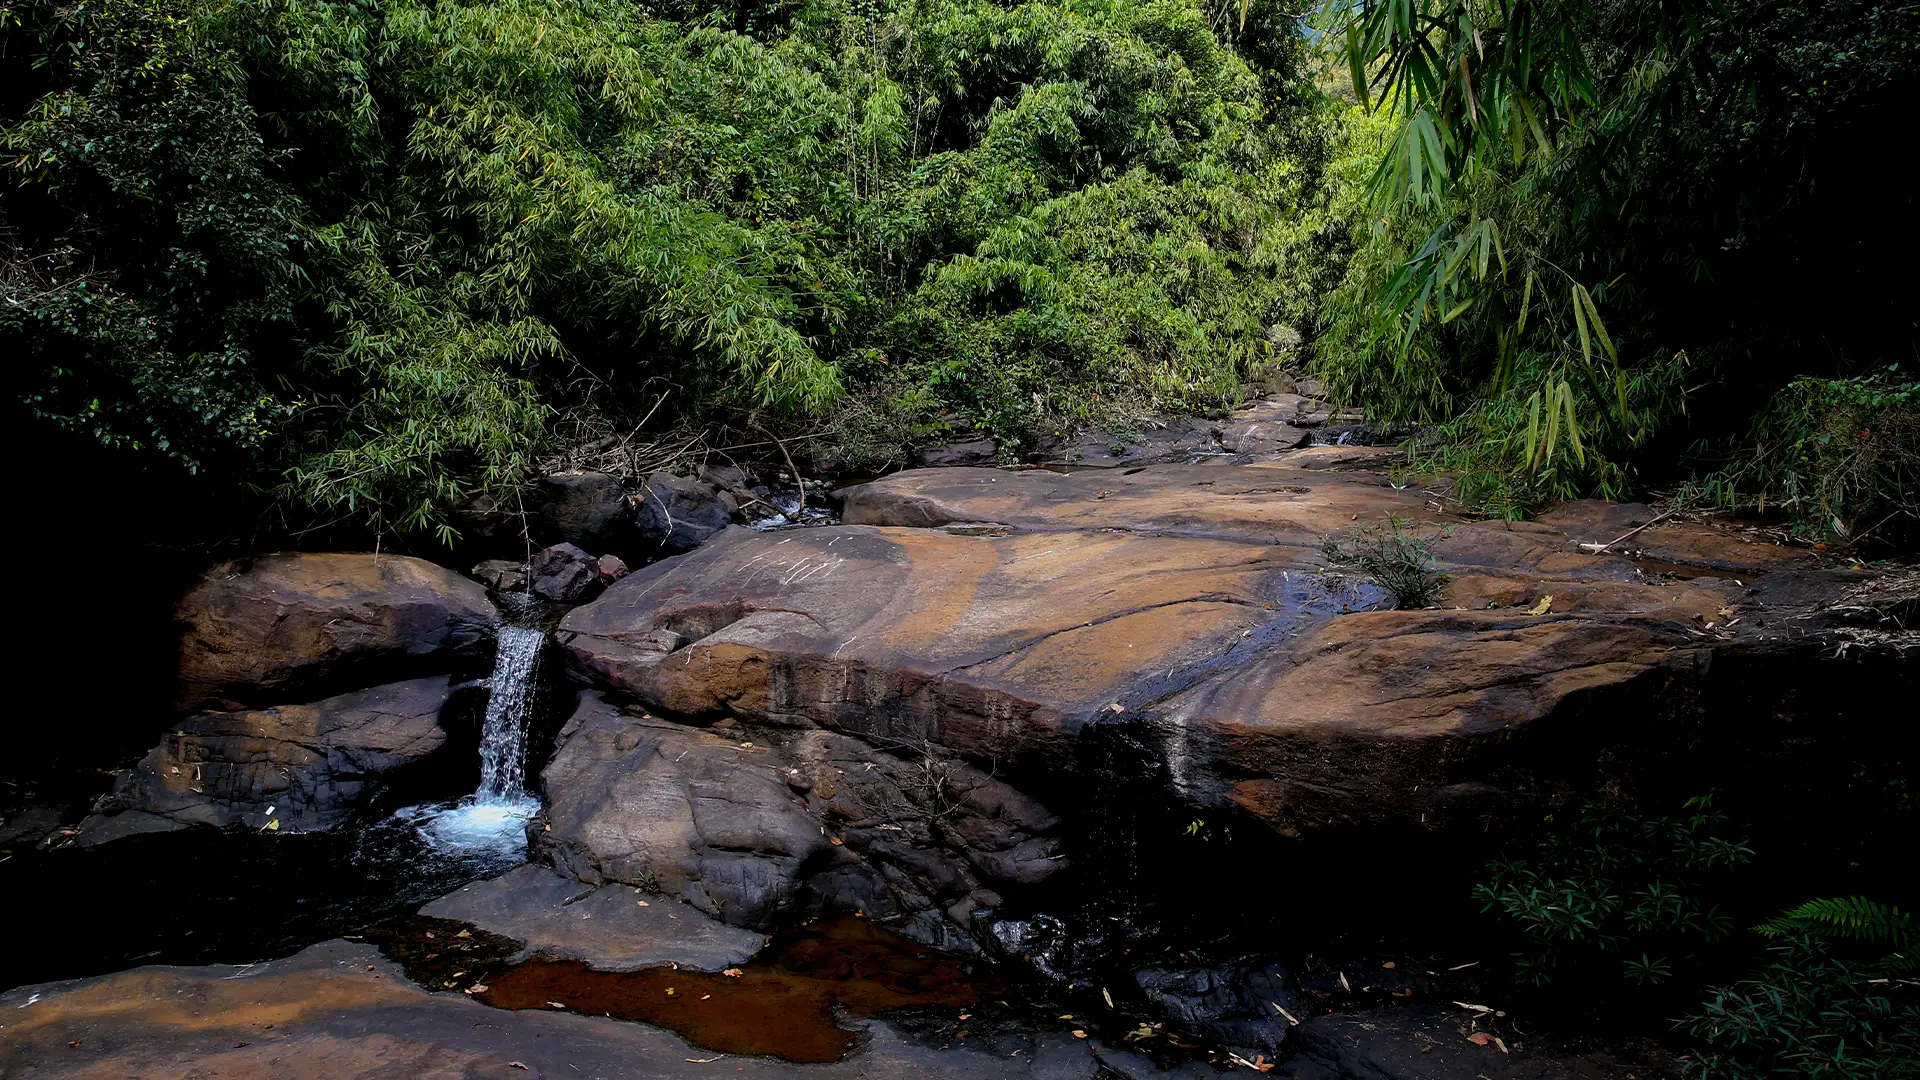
[2,0,1915,546]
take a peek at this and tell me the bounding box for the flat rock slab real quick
[559,458,1841,837]
[0,941,1096,1080]
[420,864,766,972]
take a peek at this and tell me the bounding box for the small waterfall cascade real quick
[476,625,546,802]
[392,619,547,857]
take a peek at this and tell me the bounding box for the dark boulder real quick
[596,554,630,584]
[176,553,498,710]
[471,559,529,593]
[534,471,632,553]
[636,472,737,552]
[529,543,600,603]
[80,677,455,842]
[1134,962,1298,1054]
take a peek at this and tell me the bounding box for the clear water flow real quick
[477,625,546,801]
[395,621,546,857]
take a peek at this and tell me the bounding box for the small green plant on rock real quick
[1476,795,1754,988]
[1680,898,1918,1079]
[1321,515,1452,608]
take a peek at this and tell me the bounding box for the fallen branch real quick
[1577,510,1676,555]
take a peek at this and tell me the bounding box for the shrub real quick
[1320,514,1451,607]
[1680,899,1918,1079]
[1685,370,1920,545]
[1476,796,1753,988]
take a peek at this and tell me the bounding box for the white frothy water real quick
[393,623,545,856]
[477,626,546,801]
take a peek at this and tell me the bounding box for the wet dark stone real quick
[535,471,633,553]
[1133,961,1298,1054]
[637,472,737,552]
[471,558,528,592]
[529,543,600,603]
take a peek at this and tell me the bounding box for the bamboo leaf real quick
[1348,29,1371,111]
[1575,284,1618,362]
[1571,286,1593,366]
[1524,390,1542,469]
[1561,382,1585,466]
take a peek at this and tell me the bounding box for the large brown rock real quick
[536,693,1063,943]
[559,458,1834,839]
[176,553,498,709]
[80,677,455,842]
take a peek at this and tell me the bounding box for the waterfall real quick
[476,625,545,802]
[389,621,547,856]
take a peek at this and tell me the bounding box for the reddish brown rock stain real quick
[474,916,992,1063]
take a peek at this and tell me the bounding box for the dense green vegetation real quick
[4,0,1917,542]
[1318,0,1920,534]
[2,0,1354,537]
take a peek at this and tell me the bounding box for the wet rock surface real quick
[535,693,1064,943]
[1276,1005,1669,1079]
[175,552,498,710]
[0,939,1099,1080]
[77,677,457,843]
[421,863,764,971]
[559,452,1838,840]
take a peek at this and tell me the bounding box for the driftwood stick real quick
[1578,510,1676,554]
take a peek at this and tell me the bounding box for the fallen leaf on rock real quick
[232,1042,250,1049]
[548,1001,567,1009]
[664,988,678,997]
[685,1058,719,1063]
[1072,1030,1088,1039]
[1382,961,1396,969]
[1454,1001,1493,1014]
[1495,1036,1510,1053]
[465,984,489,994]
[67,1041,80,1048]
[1525,596,1553,615]
[509,1063,528,1071]
[1272,1003,1299,1025]
[636,901,649,907]
[722,968,743,978]
[1466,1032,1494,1046]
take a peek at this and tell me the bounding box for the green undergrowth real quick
[2,0,1365,539]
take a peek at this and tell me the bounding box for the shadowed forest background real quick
[5,0,1916,553]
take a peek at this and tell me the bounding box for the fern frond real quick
[1755,897,1914,950]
